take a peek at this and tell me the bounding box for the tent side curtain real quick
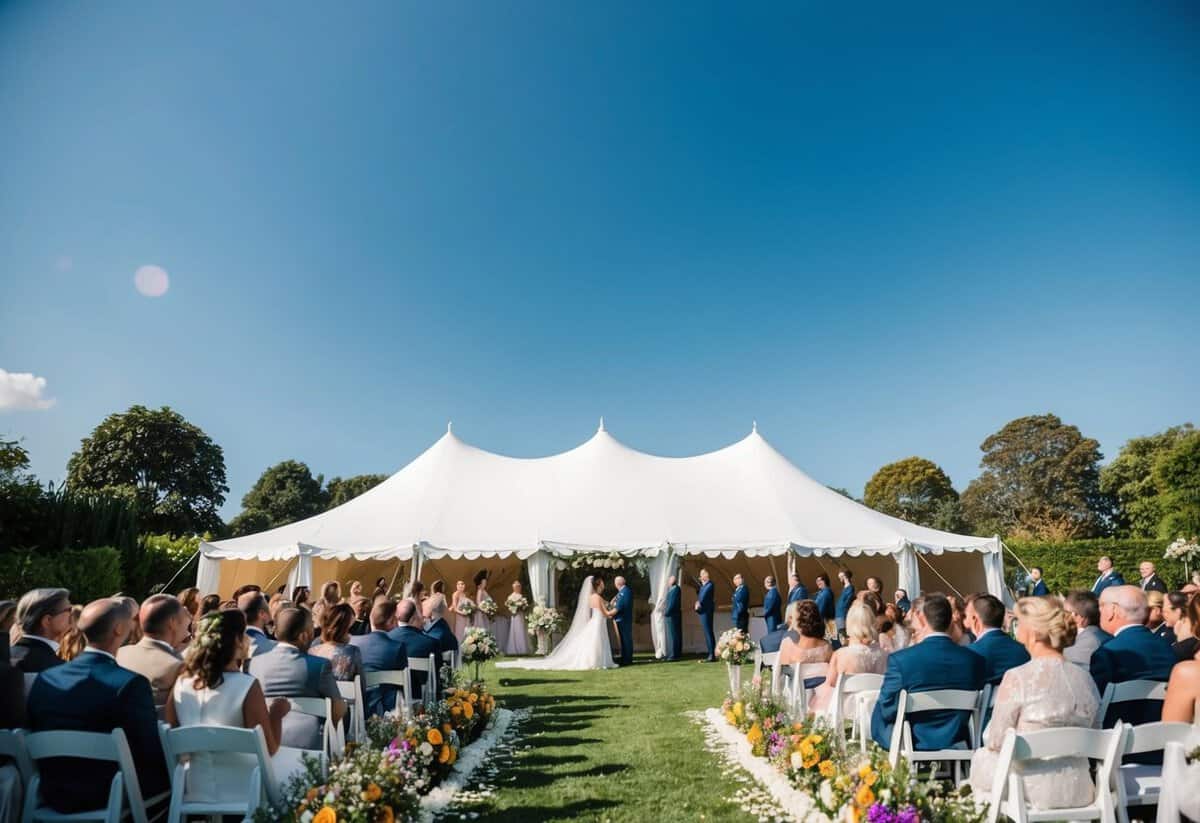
[647,549,679,659]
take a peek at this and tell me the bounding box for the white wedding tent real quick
[198,422,1008,654]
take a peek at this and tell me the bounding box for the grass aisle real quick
[451,654,761,822]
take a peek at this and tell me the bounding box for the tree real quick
[826,486,855,501]
[864,457,959,528]
[1100,424,1195,537]
[227,508,272,538]
[1154,431,1200,539]
[66,405,227,535]
[0,437,31,481]
[234,460,328,533]
[326,474,388,509]
[960,414,1112,540]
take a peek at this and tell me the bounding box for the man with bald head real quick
[350,600,409,716]
[423,590,458,657]
[27,597,170,814]
[1090,585,1176,727]
[117,593,189,708]
[389,598,442,701]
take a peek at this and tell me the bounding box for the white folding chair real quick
[363,669,414,719]
[982,724,1125,823]
[1113,721,1200,823]
[287,697,341,761]
[888,688,980,783]
[0,728,30,819]
[441,649,459,672]
[161,725,279,823]
[22,727,167,823]
[974,683,996,748]
[405,654,439,707]
[829,673,884,752]
[336,677,366,743]
[1155,741,1190,823]
[1098,680,1167,726]
[757,652,781,695]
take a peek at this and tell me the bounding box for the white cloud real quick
[0,369,56,411]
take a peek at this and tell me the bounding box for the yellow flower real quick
[306,788,320,803]
[746,724,763,745]
[724,711,738,726]
[799,741,815,761]
[361,783,382,802]
[857,765,878,787]
[462,702,474,719]
[427,728,444,746]
[819,759,836,778]
[438,744,452,764]
[442,723,452,734]
[855,784,876,808]
[802,749,820,769]
[377,807,394,823]
[733,702,744,719]
[313,807,337,823]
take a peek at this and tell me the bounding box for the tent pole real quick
[262,556,296,595]
[386,557,404,597]
[156,550,200,597]
[916,552,964,598]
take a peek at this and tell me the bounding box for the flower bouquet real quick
[527,602,564,654]
[477,598,498,618]
[366,710,461,786]
[460,626,500,680]
[256,744,422,823]
[457,597,476,617]
[1166,536,1200,577]
[505,593,530,615]
[717,627,756,692]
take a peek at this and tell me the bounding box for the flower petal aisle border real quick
[690,709,799,822]
[420,707,514,822]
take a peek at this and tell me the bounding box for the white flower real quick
[819,780,835,809]
[301,813,314,823]
[790,751,803,770]
[420,741,433,756]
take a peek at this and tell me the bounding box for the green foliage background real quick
[0,546,124,603]
[1003,538,1189,595]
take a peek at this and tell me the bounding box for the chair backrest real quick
[759,650,779,670]
[799,662,830,681]
[23,728,150,823]
[829,673,885,732]
[163,725,279,807]
[441,649,458,670]
[890,688,980,764]
[288,696,342,758]
[973,683,995,748]
[0,729,30,784]
[1098,679,1167,720]
[1120,720,1200,757]
[362,669,414,717]
[336,676,366,742]
[406,653,437,674]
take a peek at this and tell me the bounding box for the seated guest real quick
[810,601,888,716]
[349,596,371,636]
[198,593,222,617]
[116,593,190,709]
[57,605,86,661]
[1090,585,1176,726]
[882,603,909,651]
[248,608,346,750]
[969,596,1100,810]
[350,601,409,716]
[177,587,201,621]
[239,590,277,661]
[893,588,911,615]
[759,602,799,657]
[779,600,833,667]
[1146,590,1173,643]
[309,603,363,683]
[870,594,986,751]
[116,596,141,646]
[762,576,782,633]
[948,594,973,645]
[865,575,885,603]
[786,573,808,605]
[0,601,25,728]
[10,588,72,673]
[389,599,441,702]
[424,594,458,656]
[1162,599,1200,721]
[966,593,1030,686]
[166,609,299,797]
[1063,591,1111,668]
[26,598,170,814]
[1165,592,1197,661]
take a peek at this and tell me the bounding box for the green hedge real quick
[1003,538,1190,594]
[126,533,201,596]
[0,546,124,603]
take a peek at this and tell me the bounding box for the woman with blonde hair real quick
[809,601,887,715]
[969,595,1101,810]
[57,605,86,662]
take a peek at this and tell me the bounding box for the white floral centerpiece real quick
[460,626,499,680]
[527,602,564,655]
[717,628,757,692]
[1166,536,1200,577]
[505,593,529,615]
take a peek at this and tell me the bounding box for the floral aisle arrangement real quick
[717,681,985,823]
[1165,536,1200,577]
[562,550,649,575]
[258,744,422,823]
[460,626,500,679]
[716,628,757,691]
[477,598,498,618]
[504,592,529,615]
[526,602,564,655]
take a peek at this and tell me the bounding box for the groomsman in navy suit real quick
[695,569,716,661]
[731,574,750,633]
[893,589,911,615]
[612,576,634,666]
[871,594,986,751]
[1091,556,1125,596]
[835,569,856,641]
[761,576,782,633]
[662,575,682,661]
[1028,567,1049,596]
[786,573,808,605]
[814,574,835,636]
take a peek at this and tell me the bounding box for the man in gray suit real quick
[239,590,277,661]
[1063,591,1112,669]
[248,607,345,750]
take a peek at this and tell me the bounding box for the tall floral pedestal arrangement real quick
[527,603,564,656]
[717,628,756,694]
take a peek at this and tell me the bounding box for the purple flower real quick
[897,806,920,823]
[867,803,898,823]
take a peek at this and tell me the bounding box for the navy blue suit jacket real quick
[1091,571,1125,595]
[762,588,782,629]
[425,619,458,655]
[350,630,409,716]
[758,628,792,655]
[731,585,750,625]
[10,637,62,674]
[814,587,834,620]
[835,585,855,623]
[871,636,986,751]
[1030,579,1048,596]
[895,596,911,615]
[388,625,441,701]
[614,587,633,624]
[787,584,809,604]
[970,629,1031,686]
[697,581,715,615]
[663,585,681,618]
[1089,625,1176,726]
[27,650,170,813]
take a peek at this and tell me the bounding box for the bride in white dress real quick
[497,575,616,671]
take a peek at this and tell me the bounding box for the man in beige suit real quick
[116,594,189,709]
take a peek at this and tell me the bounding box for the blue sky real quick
[1,2,1197,521]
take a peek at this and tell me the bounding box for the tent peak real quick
[447,420,453,433]
[752,420,757,433]
[598,416,605,432]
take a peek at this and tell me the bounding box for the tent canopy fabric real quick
[201,423,996,563]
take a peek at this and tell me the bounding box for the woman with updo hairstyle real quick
[177,587,201,620]
[779,599,833,666]
[969,596,1101,810]
[198,594,221,617]
[166,609,299,797]
[472,569,495,633]
[810,600,888,716]
[309,603,363,682]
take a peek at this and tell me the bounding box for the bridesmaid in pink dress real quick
[450,580,473,641]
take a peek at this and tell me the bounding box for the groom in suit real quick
[1091,556,1124,595]
[696,569,716,662]
[761,576,782,633]
[612,576,634,666]
[663,575,682,661]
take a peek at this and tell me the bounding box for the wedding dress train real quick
[497,576,616,671]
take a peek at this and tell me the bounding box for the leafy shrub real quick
[0,546,124,602]
[126,533,203,596]
[1004,537,1190,594]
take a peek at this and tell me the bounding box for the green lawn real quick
[446,654,764,822]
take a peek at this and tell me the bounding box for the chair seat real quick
[906,746,972,760]
[1024,806,1104,821]
[1118,763,1162,799]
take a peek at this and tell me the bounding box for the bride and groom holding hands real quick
[496,575,633,671]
